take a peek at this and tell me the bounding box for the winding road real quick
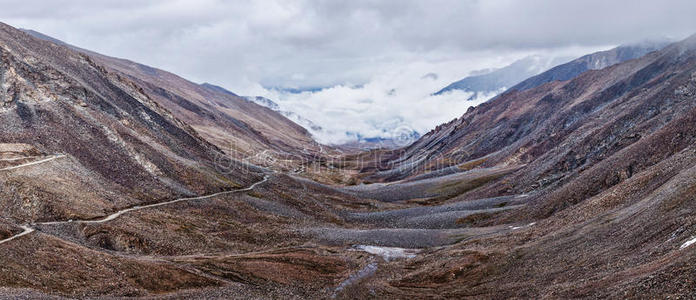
[0,226,35,246]
[0,154,66,172]
[0,173,270,245]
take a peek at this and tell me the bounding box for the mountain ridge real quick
[434,55,568,98]
[435,41,670,100]
[510,40,670,91]
[343,31,696,297]
[20,28,322,159]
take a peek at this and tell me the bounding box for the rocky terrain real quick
[349,33,696,297]
[22,29,323,161]
[3,21,696,299]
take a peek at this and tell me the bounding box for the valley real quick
[1,19,696,299]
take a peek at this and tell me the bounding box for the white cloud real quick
[238,46,606,144]
[2,0,694,89]
[250,55,525,144]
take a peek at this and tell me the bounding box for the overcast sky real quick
[2,0,696,143]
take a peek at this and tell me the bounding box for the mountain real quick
[510,40,670,91]
[378,40,674,182]
[352,33,696,297]
[199,83,326,138]
[22,30,321,160]
[337,130,421,151]
[0,23,260,223]
[433,55,569,98]
[0,22,374,298]
[435,42,670,100]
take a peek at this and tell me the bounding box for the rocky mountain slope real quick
[371,39,678,183]
[511,40,669,91]
[351,33,696,297]
[0,23,261,223]
[86,52,321,159]
[22,29,322,160]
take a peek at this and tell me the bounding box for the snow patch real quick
[509,222,536,230]
[354,245,419,261]
[680,236,696,250]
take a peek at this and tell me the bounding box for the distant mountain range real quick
[510,40,670,91]
[434,55,570,98]
[267,86,326,94]
[435,41,670,99]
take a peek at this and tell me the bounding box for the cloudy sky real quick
[3,0,696,143]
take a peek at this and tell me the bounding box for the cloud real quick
[251,56,535,144]
[2,0,695,89]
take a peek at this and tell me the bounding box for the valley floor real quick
[0,154,535,299]
[3,140,696,299]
